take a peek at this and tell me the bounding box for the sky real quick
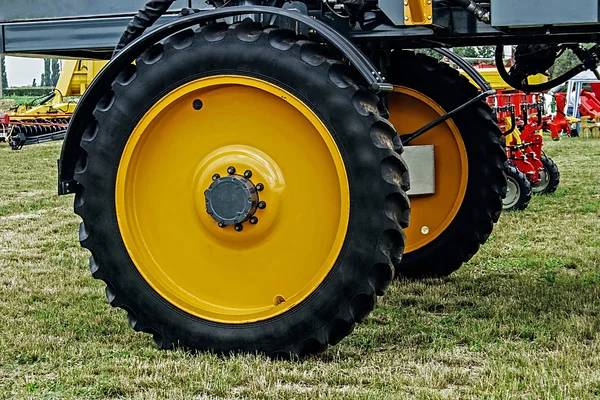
[4,56,44,87]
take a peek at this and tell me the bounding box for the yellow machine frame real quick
[11,60,108,116]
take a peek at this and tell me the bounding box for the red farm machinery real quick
[489,92,560,210]
[463,64,560,211]
[2,0,600,356]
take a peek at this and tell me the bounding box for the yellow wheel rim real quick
[388,86,468,253]
[115,75,350,323]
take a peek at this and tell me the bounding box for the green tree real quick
[41,59,51,86]
[50,59,60,87]
[1,56,8,89]
[32,78,37,87]
[454,47,479,58]
[414,48,443,61]
[477,46,496,59]
[549,49,580,80]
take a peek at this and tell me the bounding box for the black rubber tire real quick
[503,164,532,211]
[531,155,560,195]
[387,51,507,279]
[72,21,410,356]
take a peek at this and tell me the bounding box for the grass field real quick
[0,137,599,399]
[0,97,38,111]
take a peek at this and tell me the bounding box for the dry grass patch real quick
[0,138,599,399]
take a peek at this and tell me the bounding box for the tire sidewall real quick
[78,26,399,353]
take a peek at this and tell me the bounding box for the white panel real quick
[403,145,435,196]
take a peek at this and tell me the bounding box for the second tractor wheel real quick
[386,51,507,279]
[531,155,560,194]
[72,22,409,356]
[503,164,532,211]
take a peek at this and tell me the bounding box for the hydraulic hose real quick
[495,46,585,93]
[113,0,177,57]
[445,0,490,23]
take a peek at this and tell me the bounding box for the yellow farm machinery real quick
[2,0,600,356]
[1,60,107,149]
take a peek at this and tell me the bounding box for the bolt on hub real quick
[204,168,266,231]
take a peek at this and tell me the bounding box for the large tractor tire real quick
[503,164,532,211]
[72,22,410,356]
[386,51,506,279]
[531,155,560,194]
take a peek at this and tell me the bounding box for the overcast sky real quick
[4,56,44,87]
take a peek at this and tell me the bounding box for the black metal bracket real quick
[434,47,493,92]
[493,105,516,137]
[399,48,495,145]
[402,89,495,145]
[58,5,394,194]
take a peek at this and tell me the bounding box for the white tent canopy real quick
[568,70,600,83]
[563,70,600,117]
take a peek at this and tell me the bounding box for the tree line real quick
[418,45,585,80]
[0,57,61,89]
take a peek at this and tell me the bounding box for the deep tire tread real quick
[72,22,410,356]
[389,51,507,278]
[504,164,532,211]
[535,155,560,194]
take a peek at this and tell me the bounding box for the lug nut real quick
[218,221,225,228]
[244,170,253,179]
[258,201,267,209]
[234,223,243,232]
[227,166,236,175]
[250,216,259,225]
[212,173,220,181]
[256,183,264,191]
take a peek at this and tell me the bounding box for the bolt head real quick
[227,166,236,175]
[218,222,225,228]
[212,173,220,181]
[250,216,258,225]
[256,183,264,192]
[244,170,252,179]
[193,99,203,110]
[258,201,267,210]
[234,224,243,232]
[404,16,409,21]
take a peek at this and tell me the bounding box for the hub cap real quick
[504,175,521,209]
[531,168,550,193]
[205,174,259,227]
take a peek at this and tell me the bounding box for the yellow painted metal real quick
[404,0,433,25]
[115,75,350,323]
[461,67,548,91]
[12,97,77,115]
[55,59,108,100]
[388,86,468,253]
[503,116,524,146]
[10,60,108,116]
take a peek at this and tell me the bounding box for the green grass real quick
[0,96,38,109]
[1,137,599,399]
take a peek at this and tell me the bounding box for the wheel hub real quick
[504,176,521,208]
[205,174,259,227]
